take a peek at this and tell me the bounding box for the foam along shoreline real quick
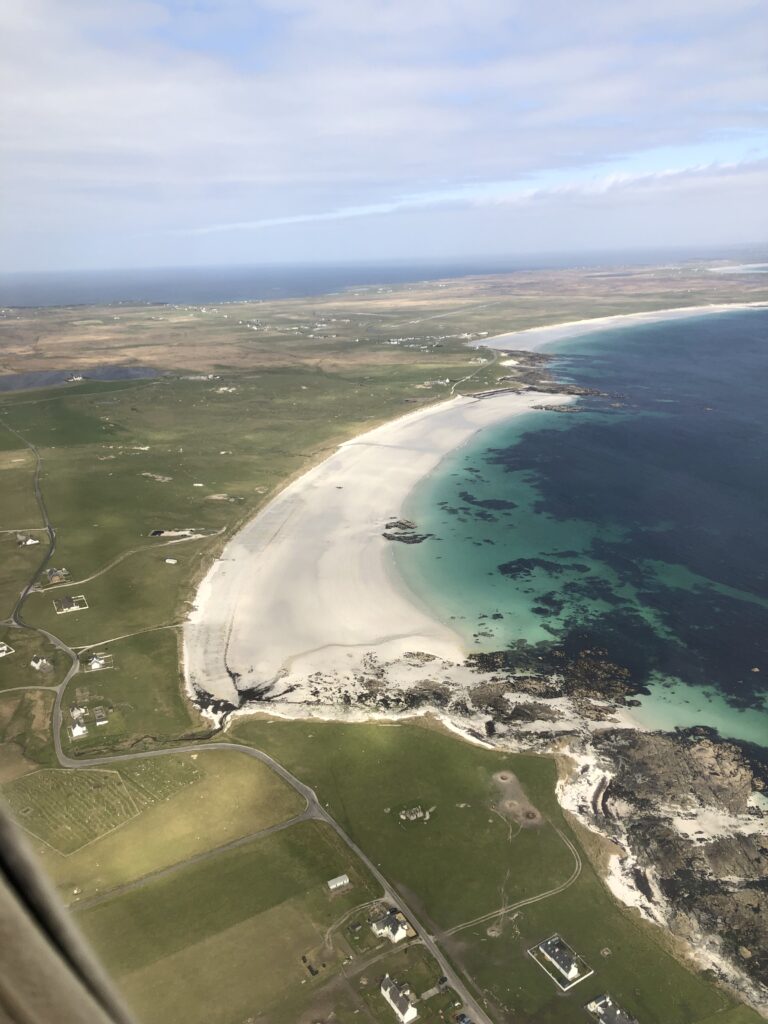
[184,389,573,705]
[474,300,768,353]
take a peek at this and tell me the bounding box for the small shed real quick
[326,873,350,892]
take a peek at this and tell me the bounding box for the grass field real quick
[3,768,144,853]
[77,819,382,1024]
[34,750,304,902]
[229,717,757,1024]
[0,624,69,692]
[59,629,204,756]
[0,689,56,773]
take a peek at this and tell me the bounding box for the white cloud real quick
[1,0,766,269]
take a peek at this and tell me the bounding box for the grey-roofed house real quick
[371,910,408,944]
[380,974,418,1023]
[539,935,581,982]
[586,994,638,1024]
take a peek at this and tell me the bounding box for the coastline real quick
[184,388,574,706]
[182,308,768,1013]
[475,300,768,352]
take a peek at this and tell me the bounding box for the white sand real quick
[184,390,573,703]
[475,301,768,353]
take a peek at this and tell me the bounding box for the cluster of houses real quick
[69,704,109,740]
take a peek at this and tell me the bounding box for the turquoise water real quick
[396,310,768,746]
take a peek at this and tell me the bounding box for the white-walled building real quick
[380,975,418,1023]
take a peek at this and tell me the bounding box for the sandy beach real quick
[184,389,572,704]
[475,300,768,352]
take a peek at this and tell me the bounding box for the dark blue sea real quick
[397,309,768,746]
[0,250,730,307]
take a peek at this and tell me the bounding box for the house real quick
[16,533,40,547]
[380,974,418,1023]
[0,643,14,658]
[93,707,108,727]
[46,568,70,585]
[71,722,88,739]
[70,705,87,720]
[586,994,639,1024]
[326,873,350,892]
[30,656,51,671]
[53,595,88,614]
[371,910,408,944]
[539,935,582,982]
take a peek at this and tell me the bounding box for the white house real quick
[326,873,350,892]
[0,643,14,658]
[30,656,50,671]
[371,911,408,944]
[71,722,88,739]
[380,975,418,1023]
[539,935,581,982]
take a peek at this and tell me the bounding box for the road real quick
[58,742,495,1024]
[4,418,498,1023]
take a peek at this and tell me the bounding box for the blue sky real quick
[2,0,767,271]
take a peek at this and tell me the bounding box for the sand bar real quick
[184,390,572,703]
[475,301,768,352]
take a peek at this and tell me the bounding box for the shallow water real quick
[397,309,768,746]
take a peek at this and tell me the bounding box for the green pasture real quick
[0,689,55,769]
[77,819,381,1024]
[231,718,573,930]
[0,625,69,692]
[229,718,752,1024]
[60,629,203,755]
[38,750,303,901]
[3,768,140,853]
[0,534,44,619]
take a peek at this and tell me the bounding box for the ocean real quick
[397,309,768,746]
[0,250,728,307]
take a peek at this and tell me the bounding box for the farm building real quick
[0,643,14,658]
[371,910,408,944]
[380,974,418,1023]
[586,994,639,1024]
[93,707,109,727]
[326,873,350,892]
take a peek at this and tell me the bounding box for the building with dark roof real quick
[539,935,581,982]
[380,974,418,1023]
[586,994,638,1024]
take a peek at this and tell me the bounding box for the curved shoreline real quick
[183,389,573,704]
[475,300,768,352]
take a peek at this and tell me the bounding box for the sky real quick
[2,0,767,272]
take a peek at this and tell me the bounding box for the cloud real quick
[1,0,766,269]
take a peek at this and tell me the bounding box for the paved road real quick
[58,742,494,1024]
[6,418,495,1024]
